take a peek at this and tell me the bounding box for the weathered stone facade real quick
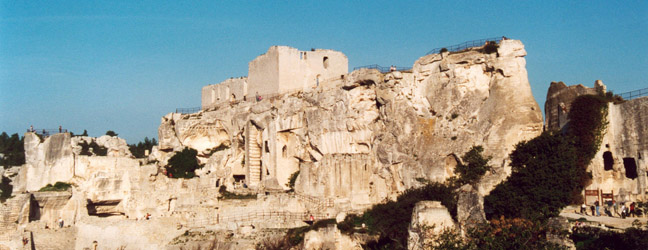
[544,81,648,203]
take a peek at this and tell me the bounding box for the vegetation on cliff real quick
[0,176,13,202]
[484,131,581,221]
[128,137,157,158]
[38,182,72,192]
[423,217,565,250]
[165,148,203,178]
[78,140,108,156]
[333,146,491,249]
[0,132,25,167]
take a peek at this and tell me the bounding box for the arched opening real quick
[603,151,614,171]
[231,94,236,102]
[323,56,329,69]
[316,74,321,87]
[623,157,638,179]
[282,145,287,158]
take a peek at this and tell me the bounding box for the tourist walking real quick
[630,202,636,217]
[595,200,600,216]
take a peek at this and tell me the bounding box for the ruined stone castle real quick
[0,40,645,249]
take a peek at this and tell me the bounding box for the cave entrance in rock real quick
[603,151,614,171]
[86,199,123,217]
[623,157,638,179]
[233,174,246,183]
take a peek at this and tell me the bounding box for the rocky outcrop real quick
[407,201,455,250]
[456,184,486,231]
[303,224,363,250]
[3,41,548,249]
[156,40,543,211]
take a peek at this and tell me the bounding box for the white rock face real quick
[407,201,455,250]
[1,41,549,249]
[303,224,362,250]
[23,133,75,192]
[155,40,543,211]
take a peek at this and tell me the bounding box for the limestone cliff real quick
[1,40,547,249]
[156,39,543,210]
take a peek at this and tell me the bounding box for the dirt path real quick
[560,211,648,229]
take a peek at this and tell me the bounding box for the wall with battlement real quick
[201,46,348,108]
[201,77,248,109]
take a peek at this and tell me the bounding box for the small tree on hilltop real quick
[165,148,203,179]
[105,130,118,137]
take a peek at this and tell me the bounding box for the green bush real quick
[440,47,449,53]
[105,130,118,137]
[454,146,492,186]
[165,148,203,179]
[286,170,300,191]
[351,182,457,249]
[38,182,72,192]
[218,188,256,200]
[571,226,648,250]
[426,217,565,250]
[0,176,13,202]
[485,132,582,222]
[79,141,108,156]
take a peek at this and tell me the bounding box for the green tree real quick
[0,176,13,202]
[105,130,118,137]
[0,132,25,168]
[81,130,88,136]
[484,132,582,222]
[165,148,203,179]
[286,170,300,191]
[454,146,492,186]
[128,137,158,158]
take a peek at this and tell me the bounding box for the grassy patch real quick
[38,182,72,192]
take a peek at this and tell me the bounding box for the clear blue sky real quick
[1,1,646,143]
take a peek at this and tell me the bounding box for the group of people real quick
[580,200,640,218]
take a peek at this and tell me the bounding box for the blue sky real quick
[1,1,646,143]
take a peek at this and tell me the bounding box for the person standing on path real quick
[595,200,600,216]
[590,204,595,216]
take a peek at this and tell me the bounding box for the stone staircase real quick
[0,194,30,230]
[247,127,262,186]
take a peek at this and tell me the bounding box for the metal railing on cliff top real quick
[352,64,412,73]
[426,36,505,55]
[619,87,648,100]
[176,107,202,114]
[353,36,506,73]
[26,128,68,137]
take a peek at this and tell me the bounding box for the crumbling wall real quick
[544,81,648,202]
